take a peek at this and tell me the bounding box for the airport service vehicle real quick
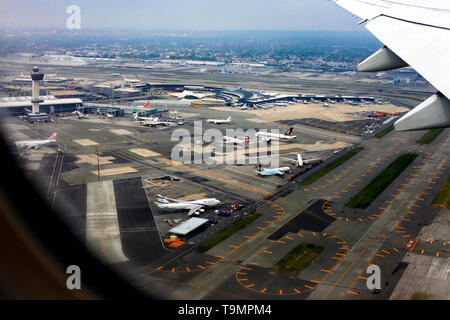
[223,136,250,145]
[15,132,57,149]
[216,210,232,217]
[282,150,321,168]
[256,164,291,176]
[154,194,221,216]
[72,110,89,119]
[208,219,218,224]
[406,239,416,249]
[231,205,244,212]
[333,0,450,131]
[207,116,231,124]
[255,127,297,141]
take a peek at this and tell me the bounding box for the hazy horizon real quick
[0,0,364,32]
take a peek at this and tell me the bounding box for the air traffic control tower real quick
[30,66,44,114]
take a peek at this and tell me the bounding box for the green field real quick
[375,125,394,139]
[299,147,364,186]
[416,128,445,144]
[346,153,418,209]
[273,243,324,277]
[201,213,262,248]
[432,174,450,209]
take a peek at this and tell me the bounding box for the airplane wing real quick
[156,195,182,203]
[187,205,203,216]
[334,0,450,131]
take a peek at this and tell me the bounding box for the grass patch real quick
[299,147,364,186]
[201,213,262,248]
[410,292,441,300]
[416,128,445,144]
[273,243,324,277]
[346,153,418,209]
[432,174,450,209]
[375,125,394,139]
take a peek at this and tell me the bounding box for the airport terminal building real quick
[0,95,83,116]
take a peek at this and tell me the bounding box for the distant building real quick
[112,87,141,98]
[48,90,88,99]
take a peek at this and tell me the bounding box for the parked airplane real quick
[72,110,89,119]
[15,132,57,149]
[223,136,250,145]
[16,71,68,83]
[207,116,231,124]
[154,194,221,216]
[255,127,296,141]
[134,114,173,126]
[256,163,290,176]
[122,75,141,84]
[333,0,450,131]
[282,150,321,168]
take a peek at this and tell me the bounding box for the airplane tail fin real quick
[48,133,57,141]
[285,127,294,136]
[227,116,231,121]
[244,136,250,144]
[156,194,170,204]
[143,101,149,108]
[256,163,263,171]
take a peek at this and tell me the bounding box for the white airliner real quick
[15,133,57,149]
[154,195,221,216]
[282,150,321,168]
[207,116,231,124]
[223,136,250,145]
[333,0,450,131]
[72,110,89,119]
[256,164,290,176]
[255,127,296,141]
[133,113,173,126]
[122,75,141,84]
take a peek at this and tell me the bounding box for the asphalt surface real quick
[113,177,168,264]
[135,126,449,300]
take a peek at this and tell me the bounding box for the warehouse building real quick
[168,217,209,236]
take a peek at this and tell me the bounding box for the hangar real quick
[168,217,209,236]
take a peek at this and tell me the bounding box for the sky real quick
[0,0,364,31]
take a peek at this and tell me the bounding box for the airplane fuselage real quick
[255,132,296,140]
[257,166,290,176]
[15,140,56,149]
